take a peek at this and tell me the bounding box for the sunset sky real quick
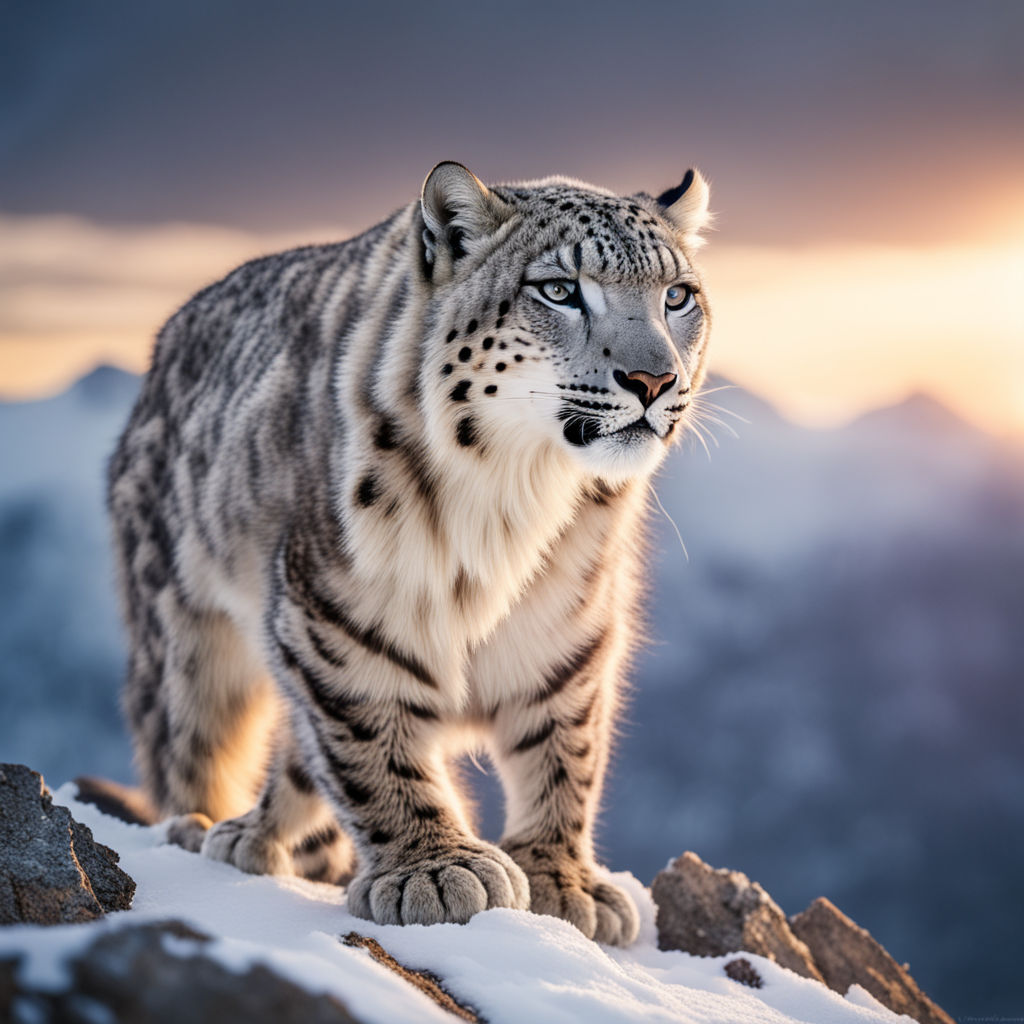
[3,0,1022,434]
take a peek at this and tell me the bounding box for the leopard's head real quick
[420,162,712,484]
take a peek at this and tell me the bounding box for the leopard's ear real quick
[656,169,712,249]
[421,162,512,276]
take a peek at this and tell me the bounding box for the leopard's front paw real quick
[347,842,530,926]
[200,813,293,876]
[505,844,640,946]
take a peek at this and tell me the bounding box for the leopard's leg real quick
[298,692,529,925]
[196,726,357,884]
[123,585,279,828]
[268,552,529,926]
[490,641,640,946]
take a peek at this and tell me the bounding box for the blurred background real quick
[1,1,1021,1018]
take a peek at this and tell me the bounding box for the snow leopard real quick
[106,162,712,946]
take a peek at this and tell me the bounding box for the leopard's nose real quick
[613,370,678,408]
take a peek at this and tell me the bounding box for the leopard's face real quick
[422,166,712,482]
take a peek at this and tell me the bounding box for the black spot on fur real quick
[356,475,379,507]
[456,416,478,447]
[466,318,478,334]
[374,418,398,449]
[498,300,510,316]
[484,385,497,395]
[287,762,316,794]
[446,329,458,343]
[495,362,506,372]
[348,717,379,742]
[453,566,472,607]
[458,346,472,362]
[441,363,453,376]
[342,778,372,805]
[369,829,392,844]
[482,336,494,350]
[450,380,472,401]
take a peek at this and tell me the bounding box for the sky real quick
[2,0,1023,433]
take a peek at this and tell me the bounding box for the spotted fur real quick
[108,162,713,945]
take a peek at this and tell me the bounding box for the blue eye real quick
[666,284,695,314]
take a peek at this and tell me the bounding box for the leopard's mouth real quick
[560,412,662,448]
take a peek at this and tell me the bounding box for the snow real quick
[0,785,910,1024]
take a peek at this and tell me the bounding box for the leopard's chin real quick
[563,417,668,481]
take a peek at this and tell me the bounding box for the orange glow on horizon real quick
[1,213,1022,441]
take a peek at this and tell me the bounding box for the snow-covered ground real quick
[0,785,908,1024]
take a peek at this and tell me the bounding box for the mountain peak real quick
[847,390,981,440]
[70,364,140,406]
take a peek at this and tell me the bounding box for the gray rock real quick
[1,920,367,1023]
[790,897,955,1024]
[0,763,135,925]
[652,851,824,981]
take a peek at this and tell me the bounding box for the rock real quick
[790,897,955,1024]
[652,851,824,982]
[0,763,135,925]
[1,920,367,1023]
[343,932,481,1022]
[651,852,956,1024]
[724,957,764,989]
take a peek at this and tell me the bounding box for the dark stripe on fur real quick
[512,718,557,754]
[307,625,347,669]
[295,824,341,856]
[530,631,607,705]
[387,756,426,781]
[301,583,439,689]
[277,638,359,721]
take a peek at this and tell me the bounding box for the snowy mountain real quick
[0,785,907,1024]
[1,368,1021,1020]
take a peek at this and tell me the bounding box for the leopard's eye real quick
[541,280,577,304]
[666,284,696,314]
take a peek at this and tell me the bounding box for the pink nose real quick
[615,370,678,407]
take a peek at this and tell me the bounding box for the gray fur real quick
[108,163,712,945]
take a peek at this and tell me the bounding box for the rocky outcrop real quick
[0,920,366,1023]
[343,932,482,1022]
[0,764,135,925]
[791,898,955,1024]
[0,762,954,1024]
[652,850,953,1024]
[652,851,824,981]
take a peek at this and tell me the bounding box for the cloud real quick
[2,212,1022,438]
[0,214,346,396]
